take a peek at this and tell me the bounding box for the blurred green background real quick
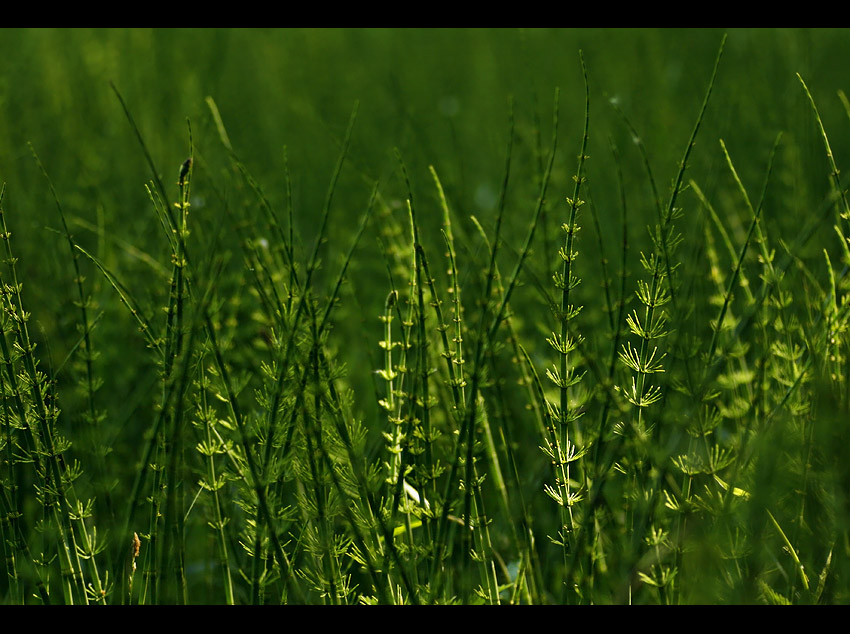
[0,26,848,461]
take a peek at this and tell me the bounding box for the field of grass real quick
[1,27,850,604]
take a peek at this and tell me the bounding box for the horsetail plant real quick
[29,146,112,535]
[613,34,726,603]
[539,55,590,603]
[0,184,108,604]
[425,98,523,604]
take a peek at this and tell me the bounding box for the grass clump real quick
[2,28,850,604]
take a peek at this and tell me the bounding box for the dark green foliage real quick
[1,28,850,604]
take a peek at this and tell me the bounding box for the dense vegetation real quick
[1,28,850,604]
